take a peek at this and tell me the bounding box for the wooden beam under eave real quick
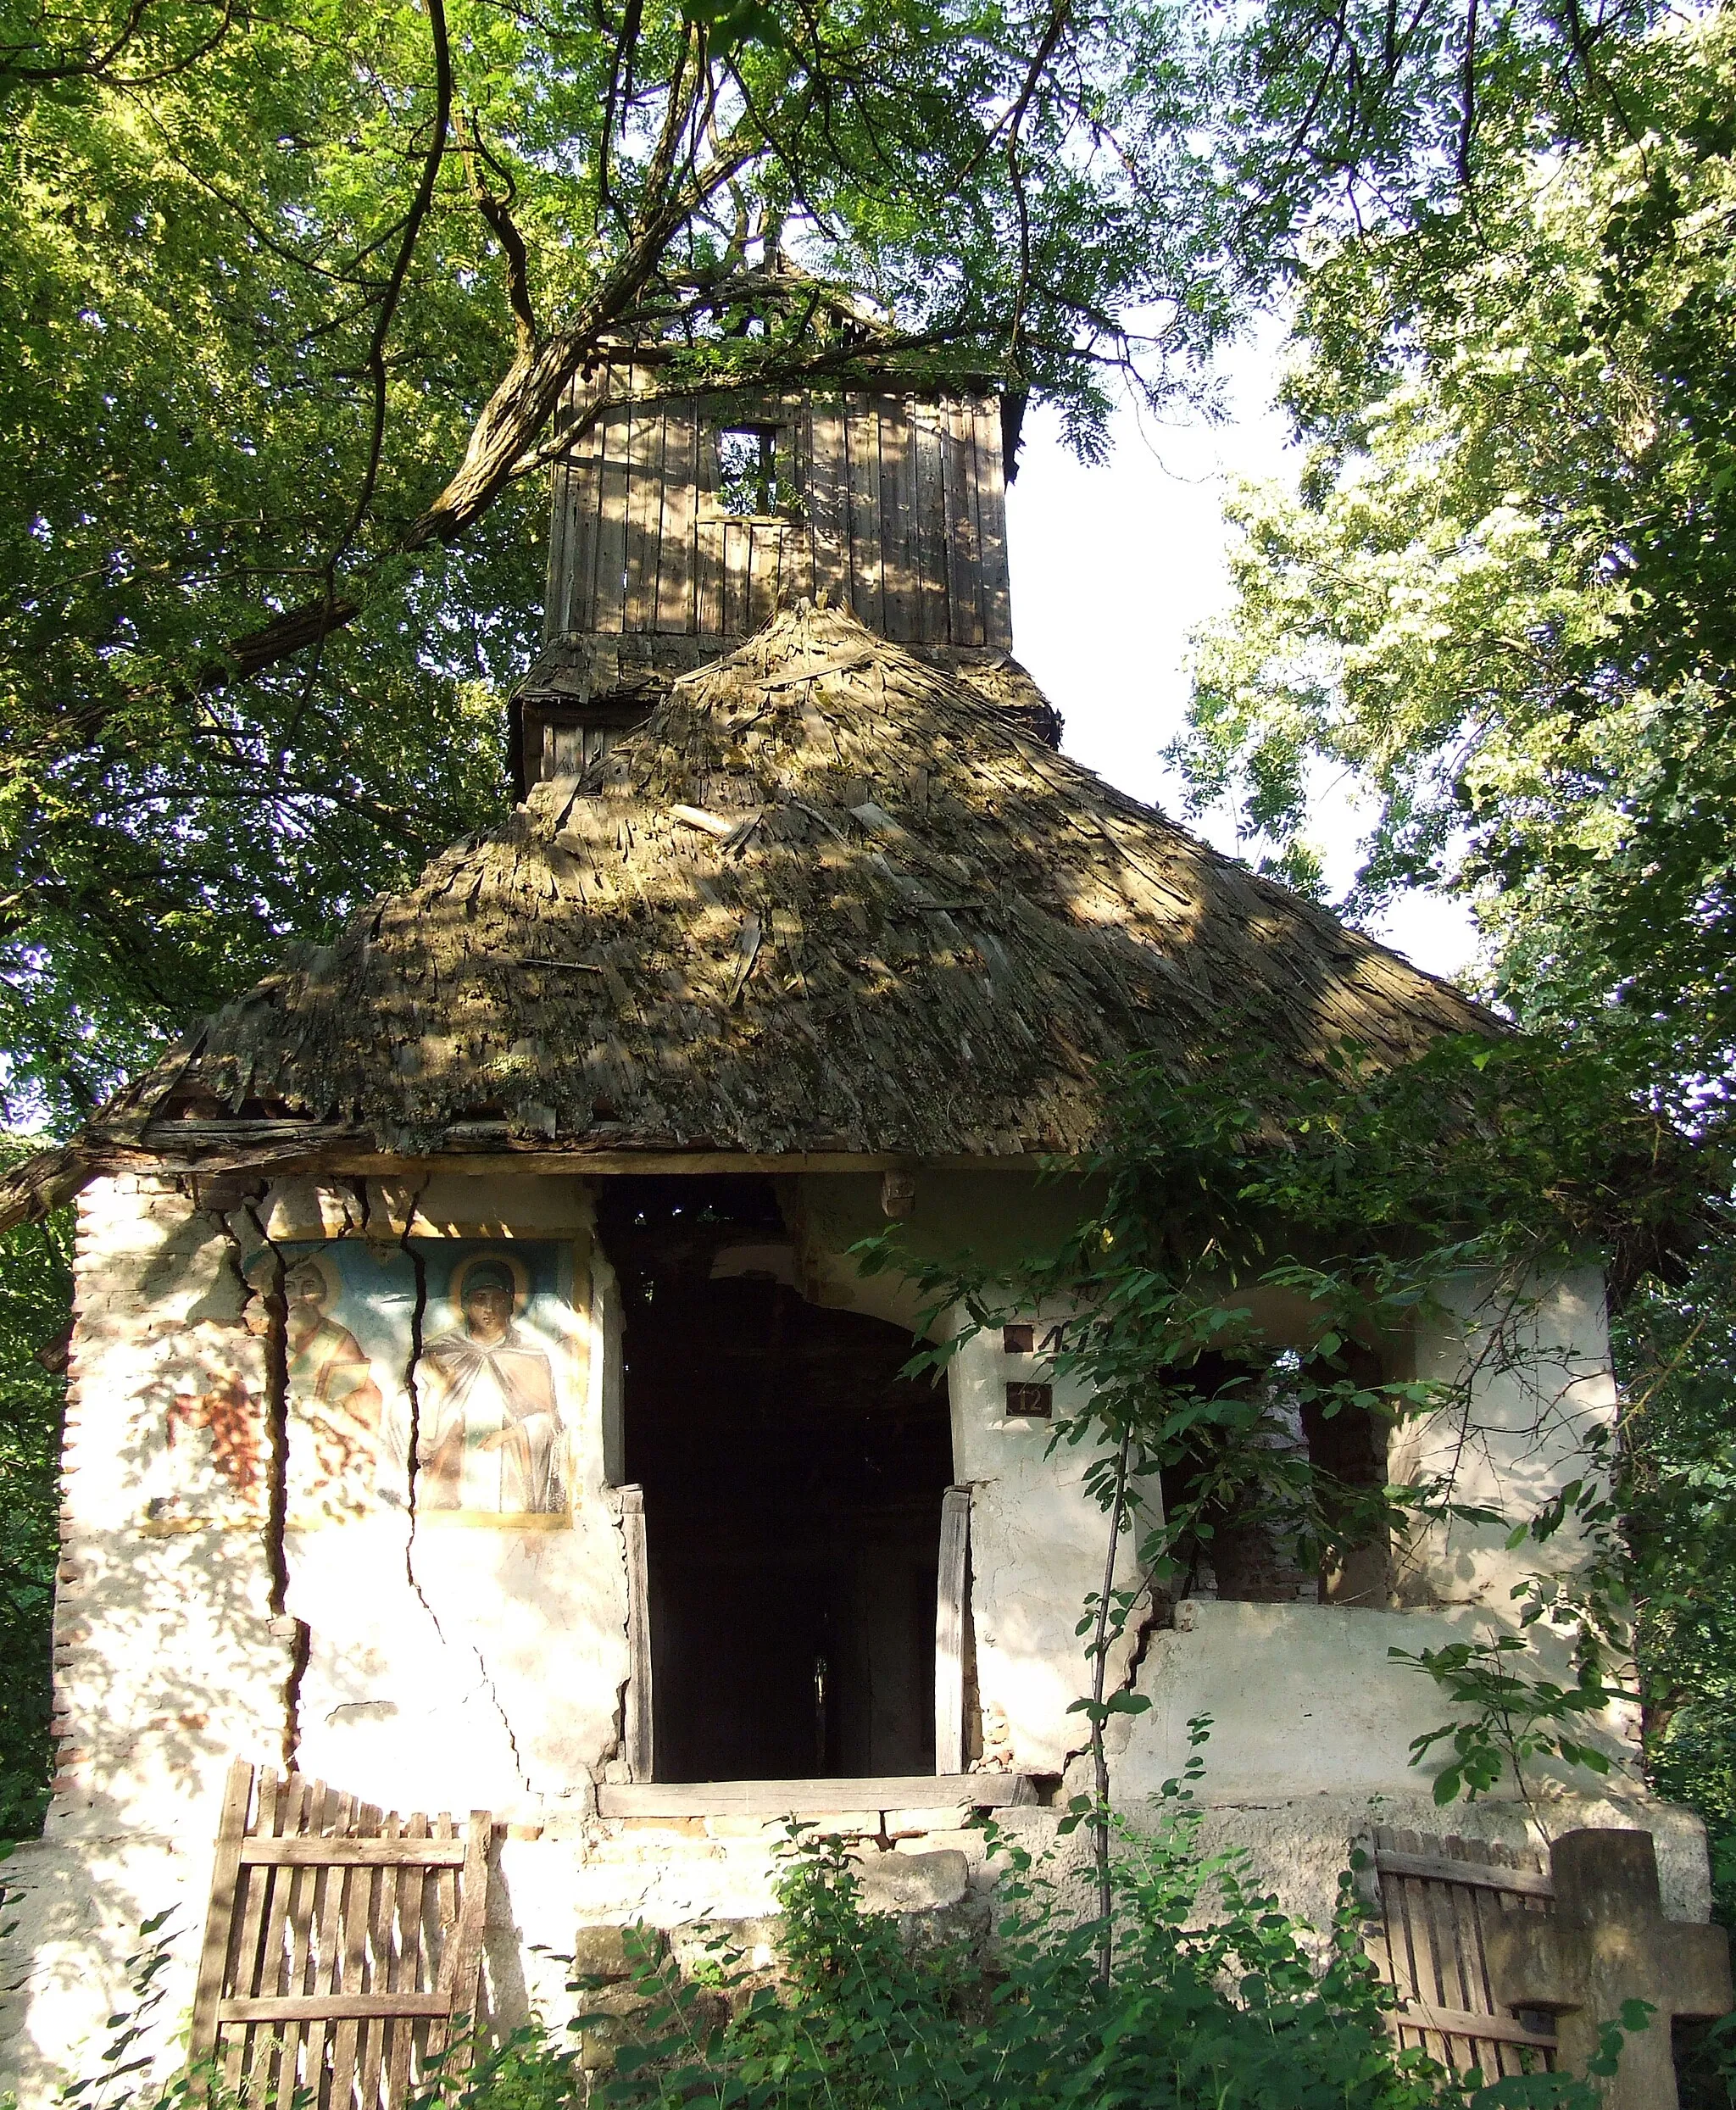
[281,1149,1074,1177]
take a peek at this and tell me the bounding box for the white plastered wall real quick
[1,1187,1694,2104]
[0,1176,293,2102]
[1391,1267,1618,1608]
[1108,1267,1639,1813]
[269,1174,628,1818]
[947,1321,1143,1776]
[0,1171,634,2104]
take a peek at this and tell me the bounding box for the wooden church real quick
[0,365,1717,2103]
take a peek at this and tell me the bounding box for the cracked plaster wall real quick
[1,1175,292,2103]
[265,1175,628,1818]
[2,1182,1688,2104]
[1,1172,632,2103]
[1391,1267,1619,1608]
[1108,1268,1644,1811]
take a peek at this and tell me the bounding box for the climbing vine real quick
[858,1027,1716,1949]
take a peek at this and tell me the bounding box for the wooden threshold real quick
[597,1773,1039,1819]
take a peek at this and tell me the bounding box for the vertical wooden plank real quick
[557,368,608,637]
[621,1484,654,1783]
[807,396,849,610]
[593,379,632,636]
[975,398,1013,649]
[189,1759,253,2064]
[694,512,726,635]
[358,1813,402,2110]
[1473,1862,1511,2079]
[780,521,814,610]
[305,1792,358,2103]
[722,517,750,636]
[964,394,993,647]
[545,457,571,644]
[383,1812,430,2110]
[879,398,917,638]
[429,1812,492,2069]
[694,415,726,635]
[1391,1829,1433,2057]
[747,520,782,632]
[844,396,883,631]
[913,406,949,643]
[623,383,665,632]
[933,1487,971,1773]
[1374,1824,1413,2034]
[1429,1868,1473,2024]
[270,1776,331,2110]
[328,1801,382,2110]
[654,401,698,634]
[222,1768,281,2088]
[248,1773,307,2102]
[543,370,581,640]
[942,398,985,647]
[433,1813,459,1985]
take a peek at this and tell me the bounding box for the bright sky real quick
[1003,343,1481,988]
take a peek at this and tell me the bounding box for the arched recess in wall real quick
[1158,1344,1394,1609]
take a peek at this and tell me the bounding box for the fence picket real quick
[188,1763,492,2110]
[1368,1826,1557,2079]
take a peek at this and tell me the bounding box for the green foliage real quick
[1181,6,1736,1120]
[57,1909,185,2110]
[861,1028,1708,1817]
[0,0,1243,1124]
[1391,1634,1619,1807]
[1617,1252,1736,1925]
[15,1779,1632,2109]
[0,0,1692,1124]
[1176,0,1736,1909]
[444,1777,1593,2110]
[0,1151,70,1840]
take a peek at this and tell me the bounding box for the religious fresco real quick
[273,1239,583,1528]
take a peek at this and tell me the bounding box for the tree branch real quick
[337,0,454,556]
[459,114,538,359]
[404,133,757,549]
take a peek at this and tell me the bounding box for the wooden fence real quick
[189,1759,491,2110]
[1364,1826,1559,2079]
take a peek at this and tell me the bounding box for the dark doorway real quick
[598,1177,953,1782]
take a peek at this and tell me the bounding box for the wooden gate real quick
[189,1759,491,2109]
[1363,1826,1559,2080]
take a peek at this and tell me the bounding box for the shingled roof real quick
[25,603,1498,1200]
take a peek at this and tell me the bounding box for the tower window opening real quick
[717,426,798,519]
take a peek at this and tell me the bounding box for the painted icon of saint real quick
[417,1258,565,1515]
[285,1256,384,1511]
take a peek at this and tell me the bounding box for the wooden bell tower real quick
[511,359,1058,793]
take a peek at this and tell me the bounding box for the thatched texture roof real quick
[7,603,1496,1217]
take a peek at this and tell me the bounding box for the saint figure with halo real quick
[418,1255,565,1514]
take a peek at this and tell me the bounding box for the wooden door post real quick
[620,1484,654,1783]
[934,1487,971,1775]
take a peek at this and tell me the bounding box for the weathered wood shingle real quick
[103,604,1498,1164]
